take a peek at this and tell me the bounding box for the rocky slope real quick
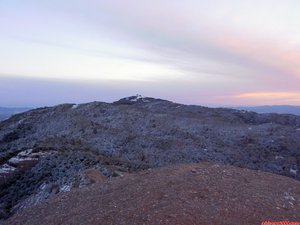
[5,163,300,225]
[0,95,300,220]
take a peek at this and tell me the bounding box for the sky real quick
[1,0,300,107]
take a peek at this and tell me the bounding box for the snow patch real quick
[60,185,71,192]
[130,94,143,102]
[290,168,297,176]
[40,183,47,191]
[18,149,33,157]
[71,104,78,109]
[8,149,46,165]
[128,95,150,103]
[8,157,38,165]
[275,156,284,160]
[0,164,16,174]
[17,119,25,125]
[284,192,295,201]
[296,128,300,131]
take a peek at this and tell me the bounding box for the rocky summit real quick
[0,95,300,222]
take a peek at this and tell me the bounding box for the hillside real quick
[0,95,300,220]
[5,163,300,225]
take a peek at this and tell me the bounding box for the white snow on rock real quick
[71,104,78,109]
[8,157,38,165]
[7,149,45,166]
[40,183,47,191]
[284,192,296,201]
[290,168,297,176]
[130,94,142,102]
[17,119,25,125]
[275,156,284,160]
[60,185,71,192]
[0,164,16,174]
[126,95,151,103]
[142,99,150,103]
[18,149,33,157]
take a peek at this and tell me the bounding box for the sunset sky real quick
[1,0,300,107]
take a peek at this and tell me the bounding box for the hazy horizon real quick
[1,1,300,107]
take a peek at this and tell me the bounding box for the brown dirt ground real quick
[5,163,300,225]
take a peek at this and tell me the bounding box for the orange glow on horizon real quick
[234,92,300,99]
[229,92,300,105]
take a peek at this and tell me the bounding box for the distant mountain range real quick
[0,107,31,120]
[229,105,300,115]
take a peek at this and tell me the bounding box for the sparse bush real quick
[1,131,19,143]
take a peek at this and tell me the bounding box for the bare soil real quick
[5,162,300,225]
